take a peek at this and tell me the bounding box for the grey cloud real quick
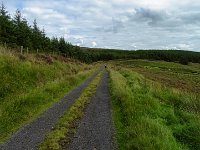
[126,8,168,25]
[179,11,200,25]
[94,18,124,34]
[112,18,124,33]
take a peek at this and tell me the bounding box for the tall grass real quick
[0,53,96,143]
[109,67,200,150]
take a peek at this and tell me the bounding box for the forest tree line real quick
[0,3,96,62]
[0,3,200,64]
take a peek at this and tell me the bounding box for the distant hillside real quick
[81,47,200,64]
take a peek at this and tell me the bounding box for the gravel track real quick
[0,72,98,150]
[68,71,117,150]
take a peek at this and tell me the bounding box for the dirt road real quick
[68,71,117,150]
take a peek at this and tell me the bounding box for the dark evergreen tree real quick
[50,37,59,53]
[0,3,15,46]
[58,37,67,53]
[41,27,49,51]
[31,19,42,50]
[12,10,32,48]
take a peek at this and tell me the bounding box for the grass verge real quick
[0,53,97,143]
[40,71,103,150]
[109,67,200,150]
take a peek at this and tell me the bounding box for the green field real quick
[109,60,200,150]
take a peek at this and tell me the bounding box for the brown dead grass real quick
[132,67,200,94]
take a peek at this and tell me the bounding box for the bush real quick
[179,57,189,65]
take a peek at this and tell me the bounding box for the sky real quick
[2,0,200,51]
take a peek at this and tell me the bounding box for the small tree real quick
[58,37,67,53]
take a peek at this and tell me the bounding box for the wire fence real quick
[0,43,68,58]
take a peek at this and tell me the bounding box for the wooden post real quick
[4,42,7,49]
[4,42,7,53]
[27,47,29,55]
[21,46,23,54]
[37,49,39,53]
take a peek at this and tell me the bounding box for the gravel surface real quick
[0,72,98,150]
[68,71,117,150]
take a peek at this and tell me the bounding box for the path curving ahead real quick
[0,72,98,150]
[68,71,117,150]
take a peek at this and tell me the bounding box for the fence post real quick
[4,42,7,53]
[21,46,23,54]
[4,42,7,48]
[37,49,39,53]
[27,47,29,55]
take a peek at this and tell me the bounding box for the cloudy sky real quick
[2,0,200,51]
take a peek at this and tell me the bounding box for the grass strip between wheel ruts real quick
[40,71,103,150]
